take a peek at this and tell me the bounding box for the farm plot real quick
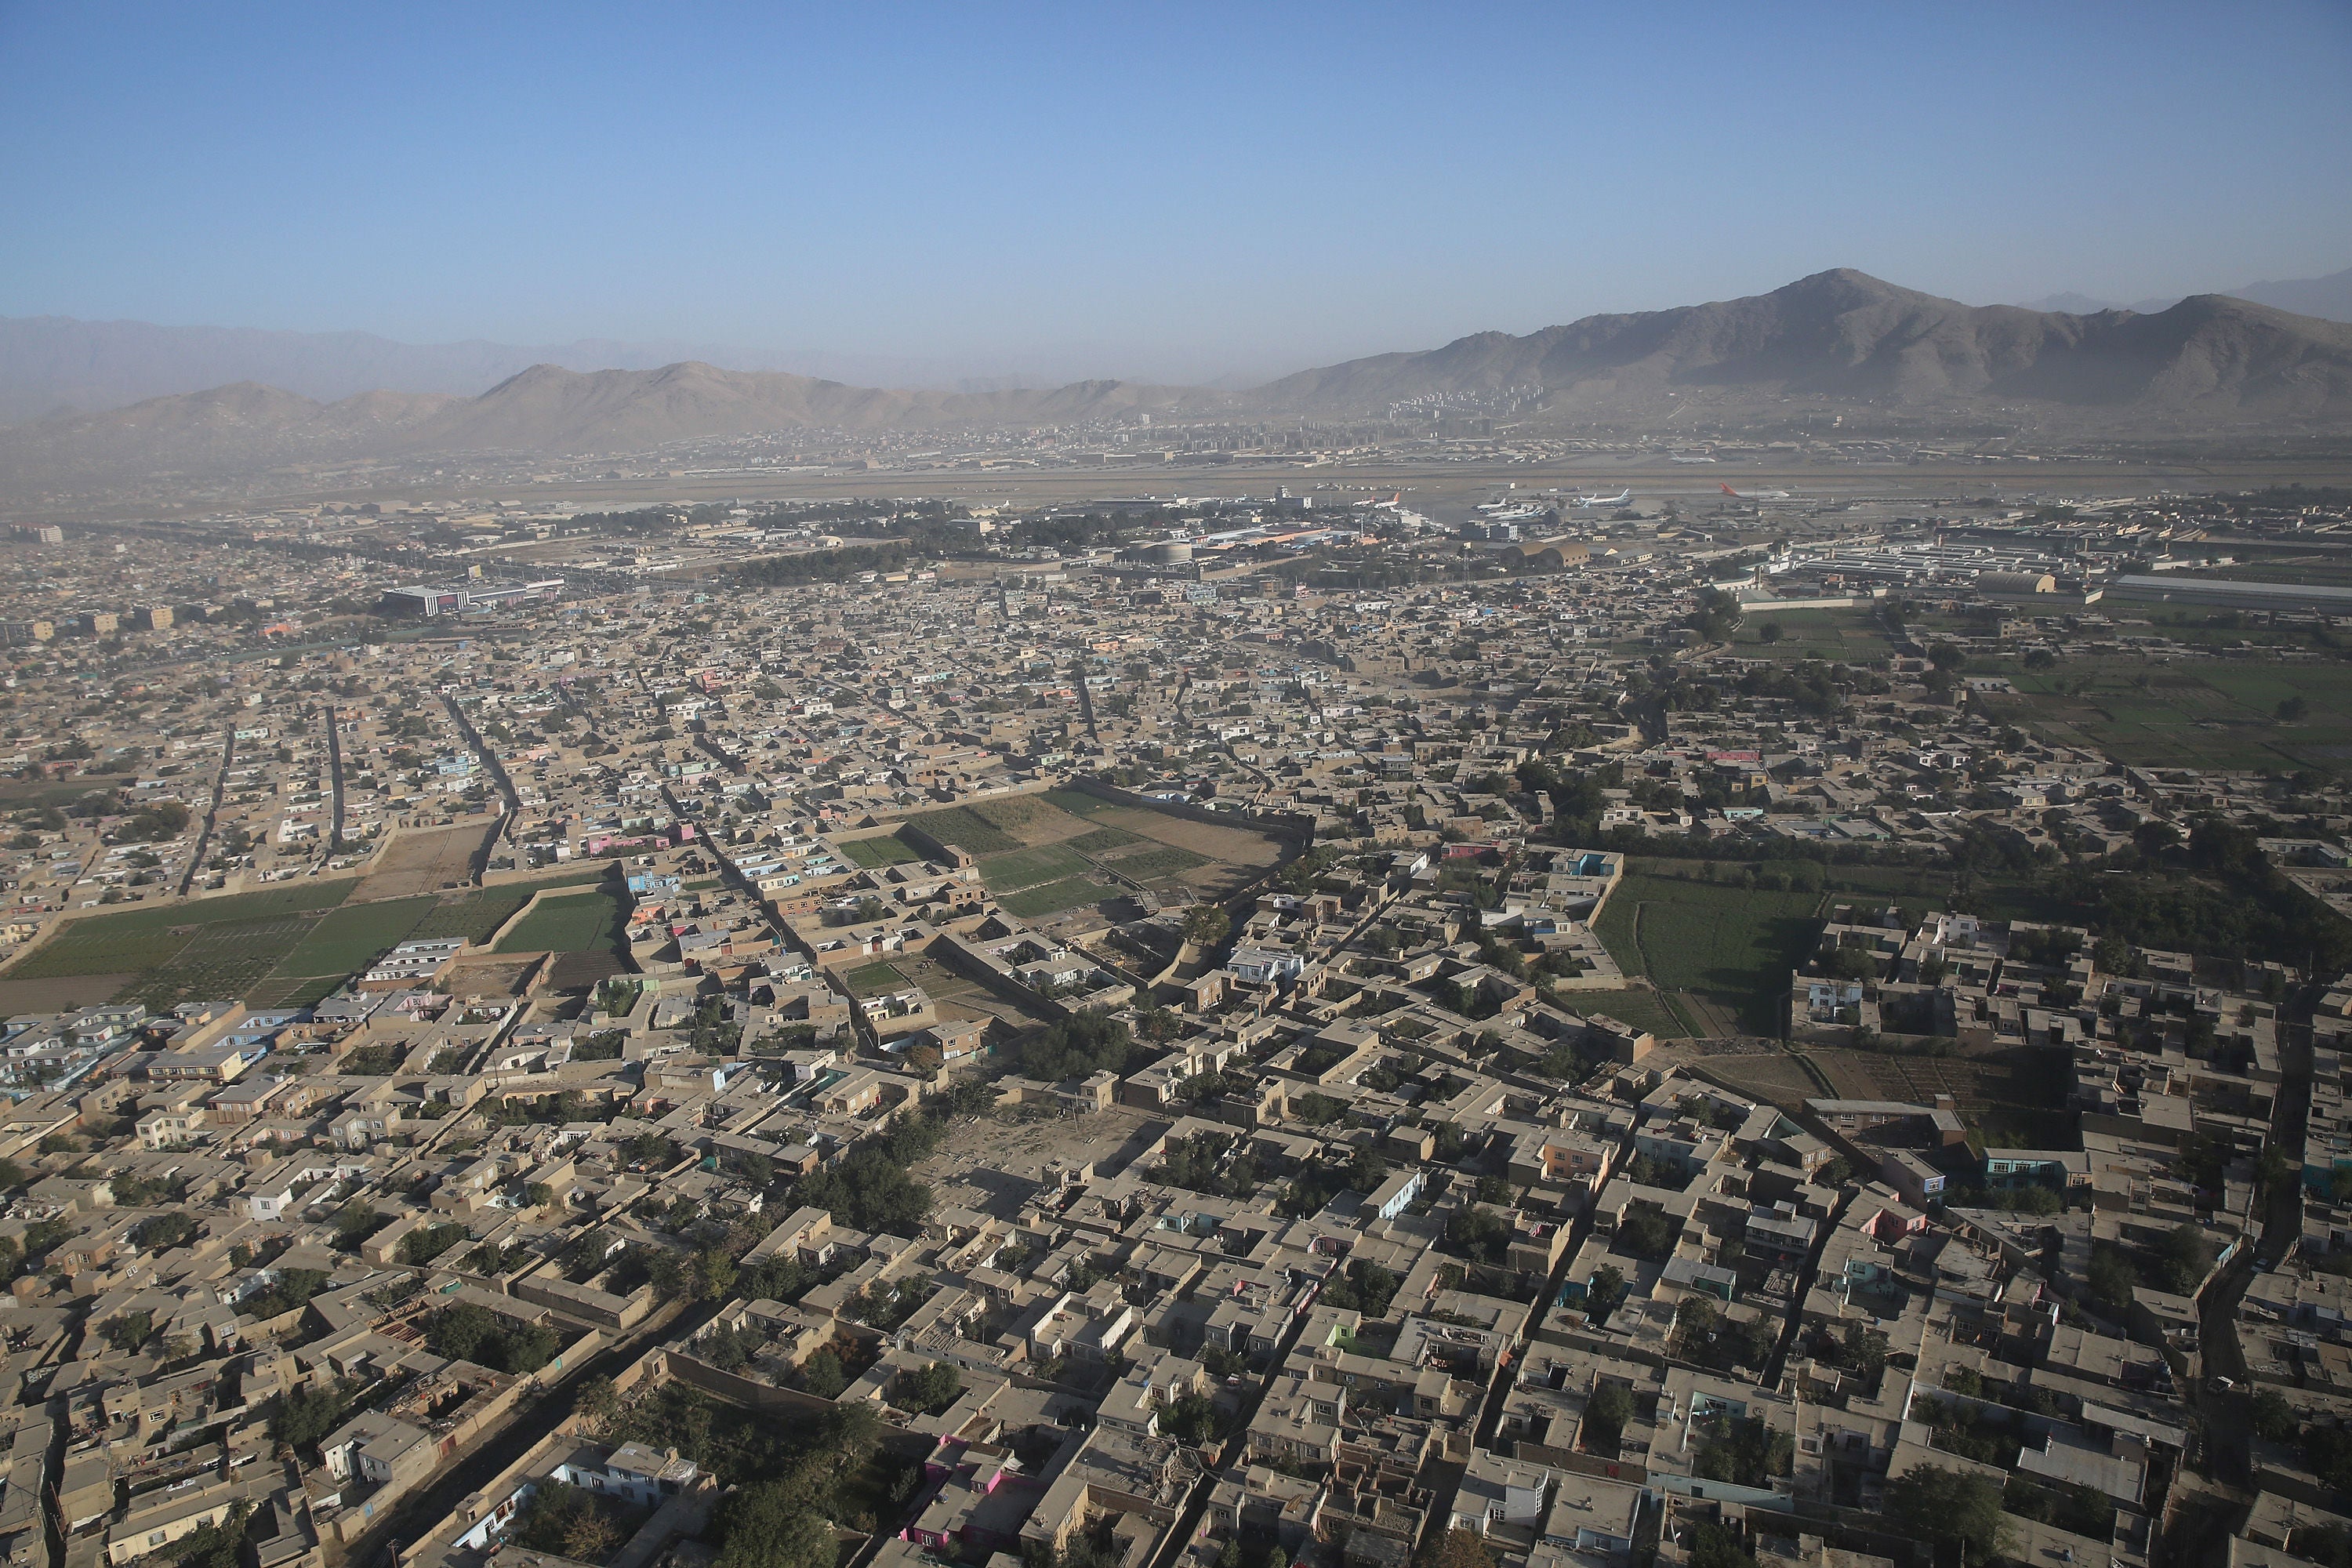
[1593,869,1823,1035]
[494,888,628,954]
[887,951,1053,1032]
[1806,1045,2074,1148]
[1570,987,1692,1041]
[1000,877,1123,919]
[1692,1051,1826,1109]
[977,844,1091,891]
[840,833,921,868]
[1094,845,1210,886]
[270,896,437,978]
[1985,657,2352,772]
[125,915,316,1010]
[901,806,1022,855]
[844,960,909,996]
[6,881,354,981]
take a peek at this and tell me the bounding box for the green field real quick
[1042,789,1112,818]
[1726,608,1896,664]
[900,807,1021,854]
[0,869,627,1010]
[9,882,354,979]
[1595,870,1824,1034]
[1065,826,1140,855]
[843,960,908,995]
[1570,987,1692,1040]
[1103,846,1208,883]
[494,889,627,954]
[978,844,1091,891]
[1000,876,1120,919]
[1986,656,2352,771]
[271,896,438,978]
[410,871,608,945]
[840,833,920,869]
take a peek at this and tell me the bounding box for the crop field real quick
[1594,869,1824,1035]
[494,888,627,954]
[843,960,908,995]
[270,896,438,978]
[0,867,638,1009]
[840,832,920,868]
[1098,845,1210,884]
[1569,987,1692,1040]
[125,914,316,1010]
[1808,1044,2073,1148]
[1041,789,1113,818]
[7,881,355,980]
[901,806,1022,854]
[896,789,1287,909]
[978,844,1091,891]
[1984,656,2352,771]
[1724,608,1896,664]
[1691,1051,1828,1109]
[1000,876,1123,919]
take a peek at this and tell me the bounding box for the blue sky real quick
[2,1,2347,384]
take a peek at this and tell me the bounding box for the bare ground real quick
[0,972,139,1012]
[356,822,499,900]
[1087,807,1283,866]
[913,1104,1163,1220]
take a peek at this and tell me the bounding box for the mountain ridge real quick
[7,270,2352,497]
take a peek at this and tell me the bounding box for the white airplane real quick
[1719,482,1793,501]
[1570,489,1632,509]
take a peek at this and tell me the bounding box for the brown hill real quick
[397,361,1196,452]
[7,270,2350,499]
[1247,269,2352,421]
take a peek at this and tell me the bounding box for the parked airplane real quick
[1720,483,1793,500]
[1570,489,1632,509]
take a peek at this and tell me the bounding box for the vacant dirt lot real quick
[913,1102,1164,1220]
[357,822,499,900]
[1090,806,1283,867]
[0,973,139,1013]
[1689,1051,1825,1109]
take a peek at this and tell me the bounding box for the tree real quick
[2280,695,2310,723]
[1181,906,1230,949]
[899,1362,963,1415]
[1587,1265,1625,1325]
[2252,1386,2298,1443]
[269,1383,352,1459]
[1432,1530,1496,1568]
[166,1504,249,1568]
[1584,1382,1633,1448]
[1617,1205,1677,1258]
[712,1486,839,1568]
[1759,621,1784,644]
[1884,1465,2005,1567]
[577,1375,620,1424]
[800,1349,848,1398]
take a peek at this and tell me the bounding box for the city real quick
[0,471,2347,1568]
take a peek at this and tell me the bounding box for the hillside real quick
[1247,270,2352,422]
[8,270,2352,499]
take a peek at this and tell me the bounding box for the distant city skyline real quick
[2,2,2347,388]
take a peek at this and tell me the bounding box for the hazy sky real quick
[3,0,2349,386]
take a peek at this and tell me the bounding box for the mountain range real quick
[7,269,2352,499]
[2019,263,2352,323]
